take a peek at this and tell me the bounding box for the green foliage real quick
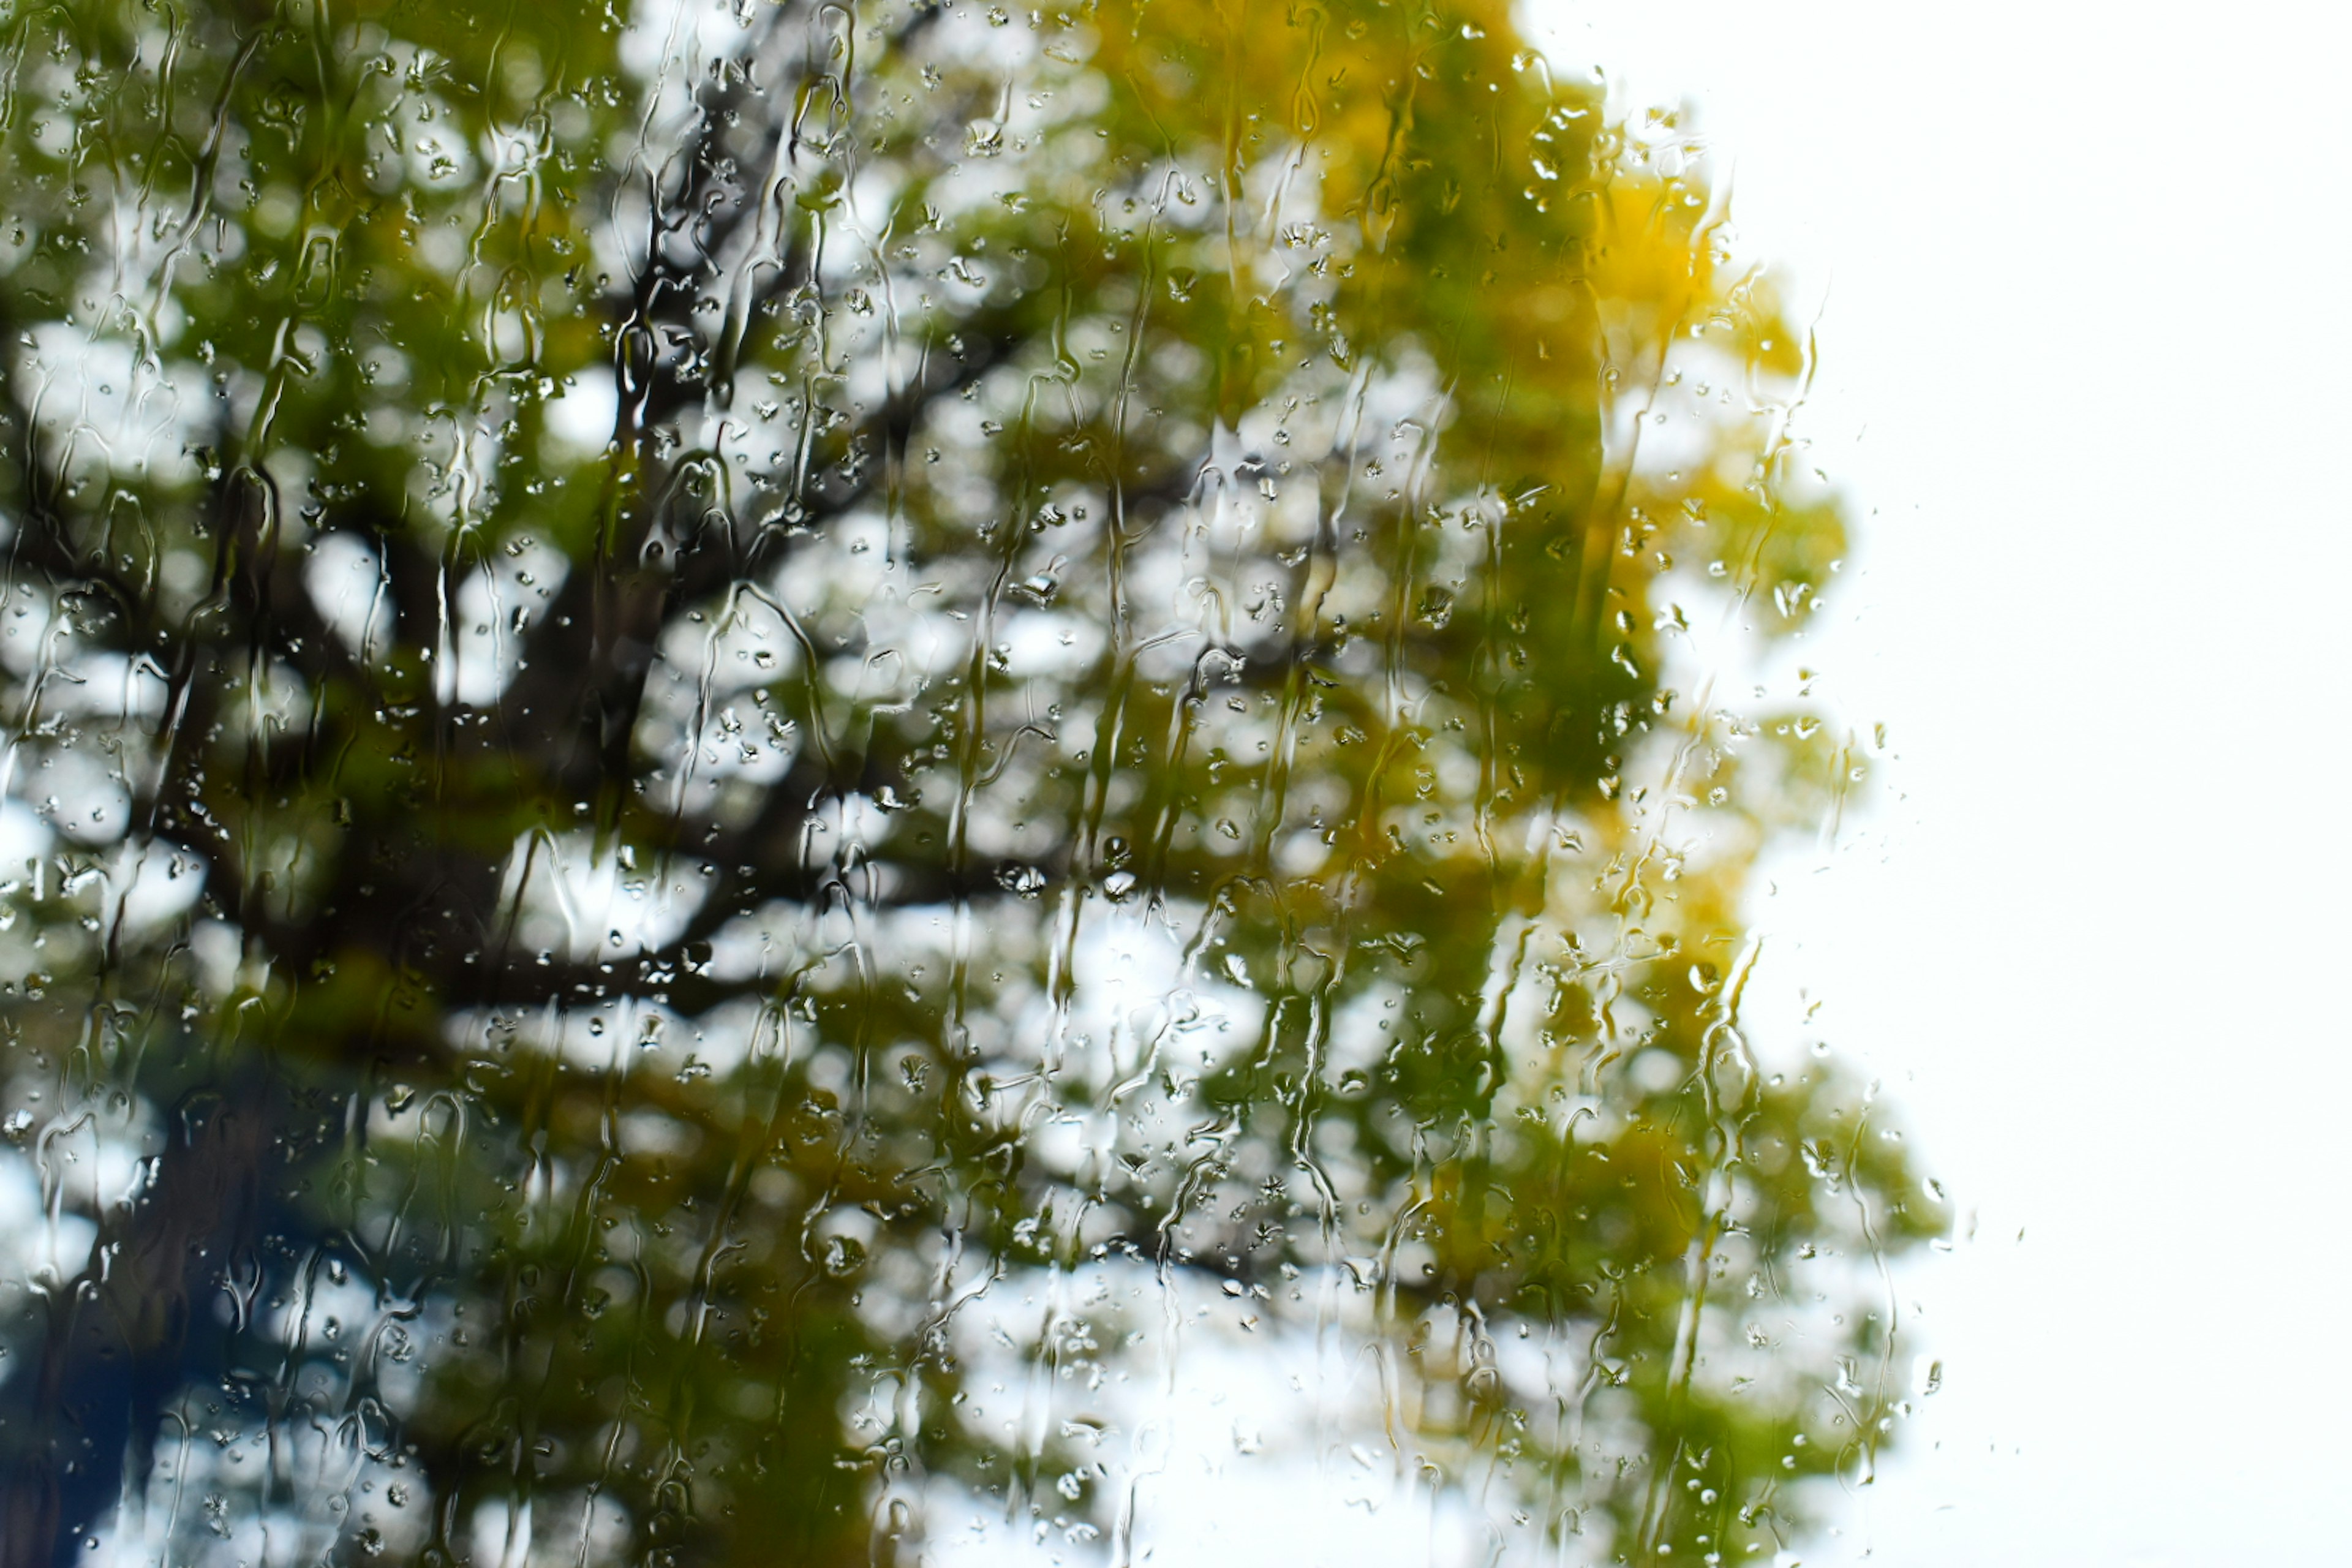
[0,1,1932,1565]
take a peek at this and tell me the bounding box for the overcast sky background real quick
[1524,2,2352,1561]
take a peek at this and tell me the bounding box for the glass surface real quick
[0,4,1940,1566]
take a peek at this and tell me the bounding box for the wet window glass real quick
[0,3,1932,1566]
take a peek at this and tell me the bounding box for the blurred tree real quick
[0,1,1934,1566]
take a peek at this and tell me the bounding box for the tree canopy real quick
[0,1,1934,1565]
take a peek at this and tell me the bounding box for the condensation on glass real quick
[0,2,1934,1566]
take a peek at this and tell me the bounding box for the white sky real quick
[1525,1,2352,1561]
